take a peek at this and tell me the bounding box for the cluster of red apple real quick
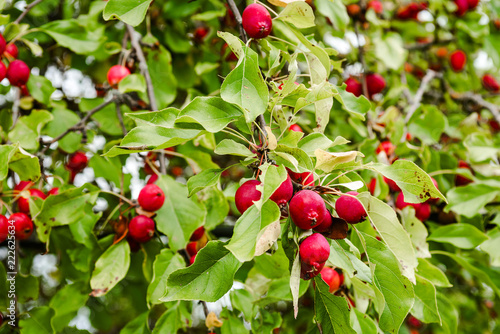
[185,226,207,265]
[395,2,428,20]
[66,151,89,183]
[344,73,386,99]
[142,148,177,184]
[0,33,30,92]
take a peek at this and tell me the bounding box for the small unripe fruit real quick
[335,191,367,224]
[0,215,9,243]
[482,74,500,92]
[67,151,88,172]
[242,3,272,39]
[128,215,156,243]
[190,226,205,241]
[376,140,395,156]
[11,213,34,240]
[436,47,448,58]
[289,124,303,133]
[18,188,47,214]
[313,210,333,233]
[186,241,198,256]
[289,190,327,230]
[5,43,18,59]
[320,267,341,293]
[286,168,315,186]
[299,233,330,280]
[0,33,5,54]
[366,73,386,96]
[449,50,466,72]
[0,62,6,81]
[367,0,383,13]
[395,192,431,221]
[6,60,30,87]
[138,184,165,212]
[235,180,262,214]
[107,65,130,86]
[345,77,362,97]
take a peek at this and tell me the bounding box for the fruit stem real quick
[100,190,136,206]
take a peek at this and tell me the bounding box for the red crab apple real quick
[467,0,479,9]
[6,60,30,87]
[186,241,198,256]
[193,26,209,42]
[0,62,6,81]
[450,50,466,72]
[366,73,386,96]
[289,124,303,133]
[242,3,272,39]
[345,77,362,97]
[147,174,159,184]
[128,215,155,243]
[14,181,32,192]
[300,233,330,280]
[5,43,18,59]
[367,0,383,13]
[190,254,197,265]
[383,176,400,192]
[138,184,165,212]
[18,188,47,214]
[346,4,362,17]
[0,33,5,54]
[107,65,130,86]
[10,213,34,240]
[190,226,205,241]
[67,151,88,172]
[289,190,327,230]
[368,178,377,195]
[48,188,59,196]
[335,191,367,224]
[482,74,500,92]
[426,177,440,204]
[286,167,315,186]
[313,210,333,233]
[235,176,293,214]
[455,160,474,186]
[454,0,469,15]
[320,267,342,293]
[0,215,9,243]
[396,192,431,221]
[376,140,395,156]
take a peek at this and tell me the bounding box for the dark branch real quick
[116,103,127,136]
[14,0,44,24]
[226,0,248,43]
[405,70,440,123]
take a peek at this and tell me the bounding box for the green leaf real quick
[417,258,452,288]
[374,32,408,70]
[226,201,281,262]
[41,19,106,54]
[152,304,188,334]
[411,275,441,324]
[144,46,177,109]
[44,108,82,153]
[358,193,418,283]
[362,233,415,333]
[315,0,348,31]
[314,276,356,334]
[0,145,16,181]
[220,46,269,123]
[21,38,43,57]
[464,132,500,163]
[49,282,89,332]
[297,133,347,155]
[408,105,446,145]
[26,75,56,105]
[445,183,499,218]
[126,108,179,127]
[428,223,489,249]
[8,145,41,182]
[276,2,316,29]
[351,308,378,334]
[175,97,244,132]
[400,207,430,258]
[329,240,372,283]
[366,160,446,203]
[17,275,39,303]
[315,149,362,172]
[9,110,53,151]
[147,249,185,305]
[90,240,131,297]
[336,85,370,120]
[214,139,253,157]
[481,227,500,267]
[103,0,153,26]
[118,73,146,94]
[155,175,206,251]
[161,241,242,302]
[217,31,244,60]
[187,168,223,197]
[119,312,149,334]
[220,309,250,334]
[19,306,55,334]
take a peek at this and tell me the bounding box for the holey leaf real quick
[366,160,445,204]
[221,46,269,123]
[315,149,363,172]
[362,233,415,333]
[90,240,131,297]
[161,241,242,302]
[314,276,356,334]
[358,193,418,284]
[276,1,316,29]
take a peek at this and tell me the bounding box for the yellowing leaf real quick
[314,149,363,172]
[268,0,306,8]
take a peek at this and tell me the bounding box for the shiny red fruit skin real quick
[0,215,9,243]
[335,191,367,224]
[313,210,333,233]
[269,174,294,208]
[482,74,500,92]
[345,77,362,97]
[107,65,130,86]
[467,0,479,9]
[138,184,165,212]
[286,168,315,186]
[5,43,18,58]
[368,178,377,195]
[366,73,386,96]
[11,213,34,240]
[6,60,30,87]
[289,190,327,230]
[235,180,262,214]
[455,160,473,186]
[454,0,469,15]
[18,188,47,214]
[14,181,32,192]
[0,33,5,54]
[67,151,88,172]
[289,124,303,133]
[450,50,466,71]
[186,241,198,256]
[193,27,209,42]
[427,177,440,204]
[0,62,6,82]
[320,267,341,293]
[189,254,196,265]
[367,0,383,13]
[48,188,59,196]
[376,140,395,156]
[128,215,156,243]
[242,3,272,39]
[190,226,205,241]
[395,192,431,221]
[300,233,330,280]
